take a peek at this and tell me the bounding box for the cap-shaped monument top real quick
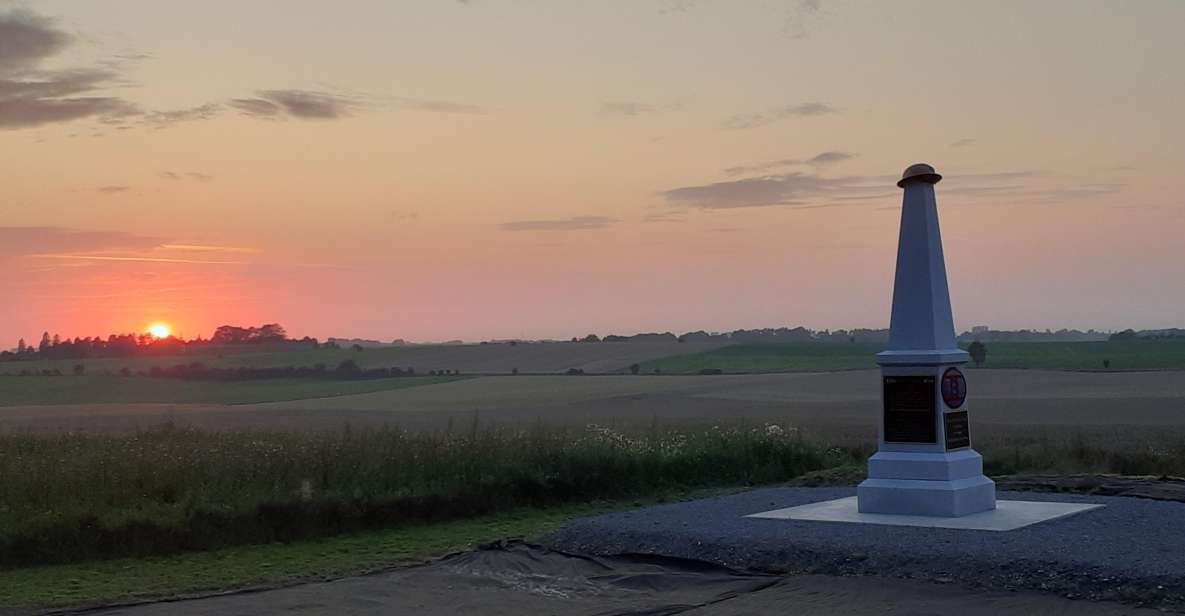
[876,163,969,366]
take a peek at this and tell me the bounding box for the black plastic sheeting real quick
[78,541,1153,616]
[80,541,776,616]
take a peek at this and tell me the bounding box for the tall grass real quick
[0,421,854,567]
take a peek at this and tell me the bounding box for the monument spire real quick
[877,163,969,366]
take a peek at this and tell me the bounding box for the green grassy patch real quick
[0,375,459,406]
[639,343,879,374]
[963,339,1185,370]
[0,501,625,609]
[639,339,1185,374]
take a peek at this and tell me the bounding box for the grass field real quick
[0,500,648,609]
[0,375,459,406]
[639,339,1185,374]
[0,422,847,567]
[639,343,879,373]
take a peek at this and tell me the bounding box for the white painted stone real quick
[858,476,996,517]
[876,164,967,366]
[747,496,1103,532]
[866,449,984,481]
[855,163,994,517]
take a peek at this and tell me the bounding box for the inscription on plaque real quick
[944,410,970,450]
[883,376,936,443]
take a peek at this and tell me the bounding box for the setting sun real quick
[147,323,172,339]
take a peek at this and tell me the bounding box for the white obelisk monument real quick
[855,163,996,517]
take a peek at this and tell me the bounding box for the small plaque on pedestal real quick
[944,411,970,450]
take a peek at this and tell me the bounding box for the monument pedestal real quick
[858,450,996,517]
[856,362,996,517]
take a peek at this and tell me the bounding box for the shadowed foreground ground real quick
[79,541,1154,616]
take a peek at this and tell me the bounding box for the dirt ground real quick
[2,369,1183,435]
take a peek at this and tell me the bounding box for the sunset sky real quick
[2,0,1183,344]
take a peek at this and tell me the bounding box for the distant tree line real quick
[566,327,892,345]
[1,324,319,363]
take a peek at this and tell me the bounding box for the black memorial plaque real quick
[883,376,937,443]
[944,410,971,450]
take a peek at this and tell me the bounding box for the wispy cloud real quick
[159,244,259,254]
[600,102,658,117]
[950,138,976,148]
[230,89,485,120]
[724,150,856,176]
[783,0,825,40]
[499,216,618,231]
[159,171,214,182]
[97,185,130,194]
[722,102,837,130]
[142,103,221,128]
[0,226,162,259]
[230,89,355,120]
[29,254,248,265]
[390,97,486,115]
[663,168,1121,210]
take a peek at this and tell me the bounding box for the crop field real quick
[0,375,459,406]
[639,338,1185,374]
[3,369,1184,437]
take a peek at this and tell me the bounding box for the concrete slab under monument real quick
[747,496,1102,532]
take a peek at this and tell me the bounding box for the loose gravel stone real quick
[543,488,1185,612]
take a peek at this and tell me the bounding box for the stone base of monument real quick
[856,449,997,517]
[747,497,1101,532]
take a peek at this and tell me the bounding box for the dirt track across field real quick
[2,369,1183,435]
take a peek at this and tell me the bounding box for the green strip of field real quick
[960,339,1185,370]
[0,500,629,609]
[640,339,1185,374]
[639,343,880,374]
[0,375,460,406]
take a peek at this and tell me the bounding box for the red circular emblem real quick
[941,367,967,409]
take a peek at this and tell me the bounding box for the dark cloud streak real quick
[723,150,856,176]
[499,216,617,231]
[722,102,837,130]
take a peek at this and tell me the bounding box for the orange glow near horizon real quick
[147,323,172,339]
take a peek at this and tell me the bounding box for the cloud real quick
[0,9,142,130]
[722,102,836,130]
[142,103,221,128]
[159,171,214,182]
[499,216,618,231]
[391,97,486,114]
[662,173,855,208]
[0,226,162,260]
[723,150,856,176]
[159,244,257,253]
[97,185,130,194]
[950,138,976,148]
[0,9,70,69]
[600,102,658,116]
[229,89,486,121]
[230,89,354,119]
[228,97,281,118]
[663,168,1121,210]
[784,0,825,40]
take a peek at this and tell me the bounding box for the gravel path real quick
[544,488,1185,611]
